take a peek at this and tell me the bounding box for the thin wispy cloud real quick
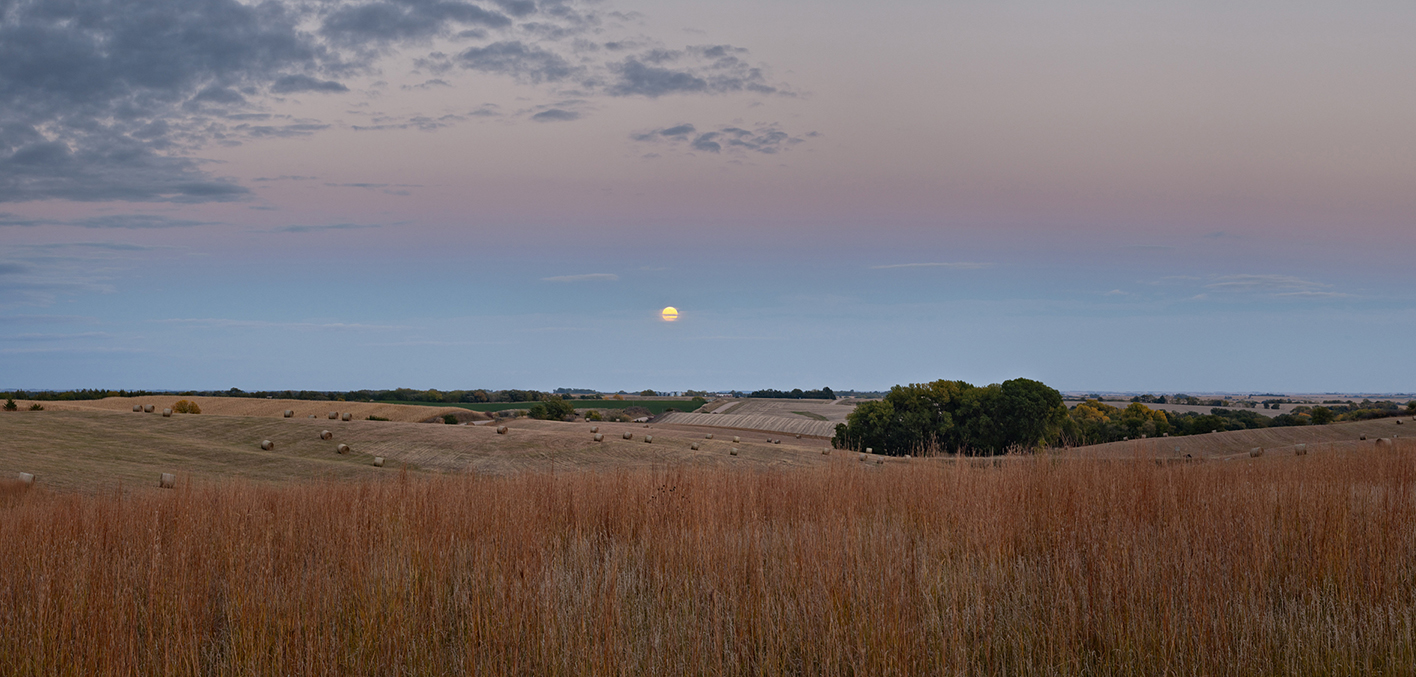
[156,318,408,331]
[542,273,619,282]
[870,262,995,270]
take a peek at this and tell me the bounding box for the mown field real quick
[378,399,704,415]
[2,444,1414,674]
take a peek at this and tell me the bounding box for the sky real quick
[2,0,1414,394]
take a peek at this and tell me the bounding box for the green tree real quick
[831,378,1066,456]
[529,396,576,421]
[639,389,657,397]
[1310,406,1335,425]
[2,398,16,411]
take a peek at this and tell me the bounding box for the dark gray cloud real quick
[320,0,513,44]
[605,45,779,98]
[531,108,579,122]
[457,41,579,83]
[630,122,811,156]
[270,74,350,93]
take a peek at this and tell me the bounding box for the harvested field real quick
[1,446,1413,673]
[22,396,484,423]
[0,411,841,492]
[654,411,837,437]
[1066,417,1413,459]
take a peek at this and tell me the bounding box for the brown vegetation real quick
[2,444,1414,673]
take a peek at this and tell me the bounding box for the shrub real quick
[2,399,15,411]
[586,410,603,421]
[528,396,575,421]
[28,403,43,411]
[367,415,390,421]
[606,411,631,423]
[441,414,459,425]
[171,400,201,414]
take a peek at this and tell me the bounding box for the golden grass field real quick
[21,395,485,423]
[2,401,1415,674]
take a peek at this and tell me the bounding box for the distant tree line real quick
[169,388,562,404]
[1062,398,1415,445]
[1,389,155,401]
[748,387,835,400]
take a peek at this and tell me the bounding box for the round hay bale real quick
[590,426,599,433]
[308,414,316,419]
[594,433,604,442]
[1376,438,1393,449]
[1249,447,1263,458]
[796,434,801,439]
[144,405,155,413]
[162,408,172,417]
[159,473,175,489]
[17,472,34,486]
[644,435,653,444]
[497,426,508,435]
[732,436,740,443]
[337,443,351,454]
[691,442,700,450]
[876,458,885,465]
[822,448,831,455]
[329,412,339,420]
[283,410,294,418]
[1295,444,1308,456]
[341,412,352,422]
[859,453,867,461]
[1398,419,1404,425]
[623,432,633,440]
[773,439,780,444]
[373,457,385,467]
[261,440,274,451]
[705,433,714,440]
[865,447,873,454]
[1360,435,1367,440]
[729,448,738,456]
[132,405,142,412]
[320,430,333,440]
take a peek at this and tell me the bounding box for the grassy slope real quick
[1067,416,1413,458]
[378,400,702,415]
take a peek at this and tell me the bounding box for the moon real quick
[661,306,679,322]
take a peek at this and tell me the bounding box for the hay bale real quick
[337,443,351,454]
[162,408,172,417]
[497,426,508,435]
[132,405,142,412]
[822,448,831,455]
[773,439,781,444]
[623,432,633,440]
[691,443,700,450]
[1398,419,1404,425]
[329,411,339,420]
[706,433,714,439]
[1295,444,1308,456]
[320,430,333,440]
[1360,435,1367,440]
[594,433,604,442]
[732,436,740,443]
[308,414,316,419]
[283,410,294,418]
[730,448,738,456]
[1376,438,1393,449]
[795,434,801,439]
[341,412,352,422]
[866,447,873,454]
[1249,447,1263,458]
[260,440,274,451]
[373,457,385,467]
[644,435,653,444]
[159,473,175,489]
[144,405,155,413]
[17,472,34,486]
[876,458,884,465]
[590,426,599,433]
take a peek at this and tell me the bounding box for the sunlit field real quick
[2,444,1414,674]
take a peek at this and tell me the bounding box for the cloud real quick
[605,45,780,97]
[157,318,407,331]
[870,262,995,270]
[630,122,811,156]
[0,213,219,229]
[531,108,580,122]
[320,1,513,44]
[270,222,387,233]
[457,41,580,83]
[1205,275,1329,293]
[542,273,618,282]
[270,74,350,93]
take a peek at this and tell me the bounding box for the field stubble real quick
[2,441,1415,674]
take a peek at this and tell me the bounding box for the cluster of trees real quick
[1130,394,1229,407]
[161,388,561,404]
[1060,398,1415,445]
[832,379,1065,456]
[528,397,576,421]
[2,389,154,401]
[748,387,835,400]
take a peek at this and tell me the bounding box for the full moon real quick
[661,306,679,322]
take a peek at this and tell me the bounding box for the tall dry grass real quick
[2,445,1415,675]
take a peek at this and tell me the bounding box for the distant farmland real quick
[378,400,700,416]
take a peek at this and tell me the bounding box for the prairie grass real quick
[2,444,1414,675]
